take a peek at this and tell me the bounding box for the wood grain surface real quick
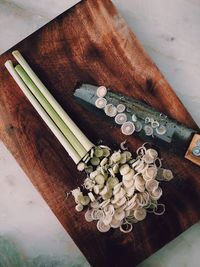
[0,0,200,266]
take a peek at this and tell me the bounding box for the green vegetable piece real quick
[95,174,105,185]
[90,157,100,166]
[94,147,104,158]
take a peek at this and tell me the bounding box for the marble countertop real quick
[0,0,200,266]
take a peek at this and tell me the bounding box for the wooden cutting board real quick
[0,0,199,266]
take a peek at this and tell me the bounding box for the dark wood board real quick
[0,0,199,266]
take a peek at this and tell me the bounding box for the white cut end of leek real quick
[156,125,167,135]
[134,121,142,132]
[120,140,128,150]
[131,114,137,122]
[151,120,159,128]
[104,104,117,117]
[96,86,107,98]
[121,121,135,135]
[115,113,127,125]
[145,117,151,124]
[116,104,125,113]
[163,169,174,181]
[77,162,85,171]
[95,97,107,109]
[4,60,81,164]
[144,125,153,136]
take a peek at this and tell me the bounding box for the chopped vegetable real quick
[131,114,137,122]
[121,121,135,135]
[95,97,107,109]
[115,113,127,125]
[116,104,126,113]
[96,86,107,98]
[144,125,153,136]
[156,125,167,135]
[104,104,117,117]
[71,142,174,233]
[134,121,143,132]
[151,120,159,128]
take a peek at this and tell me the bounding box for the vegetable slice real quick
[151,120,159,128]
[144,125,153,136]
[95,97,107,109]
[131,114,137,122]
[96,86,107,98]
[116,104,126,113]
[156,125,167,135]
[134,121,143,132]
[121,121,135,135]
[115,113,127,125]
[104,104,117,117]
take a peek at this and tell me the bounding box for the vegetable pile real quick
[95,85,168,137]
[72,143,173,233]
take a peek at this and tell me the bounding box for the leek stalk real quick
[12,50,94,152]
[5,60,81,164]
[15,64,86,159]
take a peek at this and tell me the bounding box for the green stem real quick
[5,60,81,164]
[12,50,94,152]
[15,64,87,159]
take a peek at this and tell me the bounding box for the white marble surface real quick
[0,0,200,266]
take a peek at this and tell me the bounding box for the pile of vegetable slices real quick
[72,143,173,233]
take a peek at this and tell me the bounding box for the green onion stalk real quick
[5,52,94,164]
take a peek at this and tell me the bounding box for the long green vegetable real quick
[12,50,94,152]
[5,60,81,164]
[15,64,86,159]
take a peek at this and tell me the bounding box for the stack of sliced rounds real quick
[71,143,174,234]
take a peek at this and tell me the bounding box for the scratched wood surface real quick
[0,0,199,266]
